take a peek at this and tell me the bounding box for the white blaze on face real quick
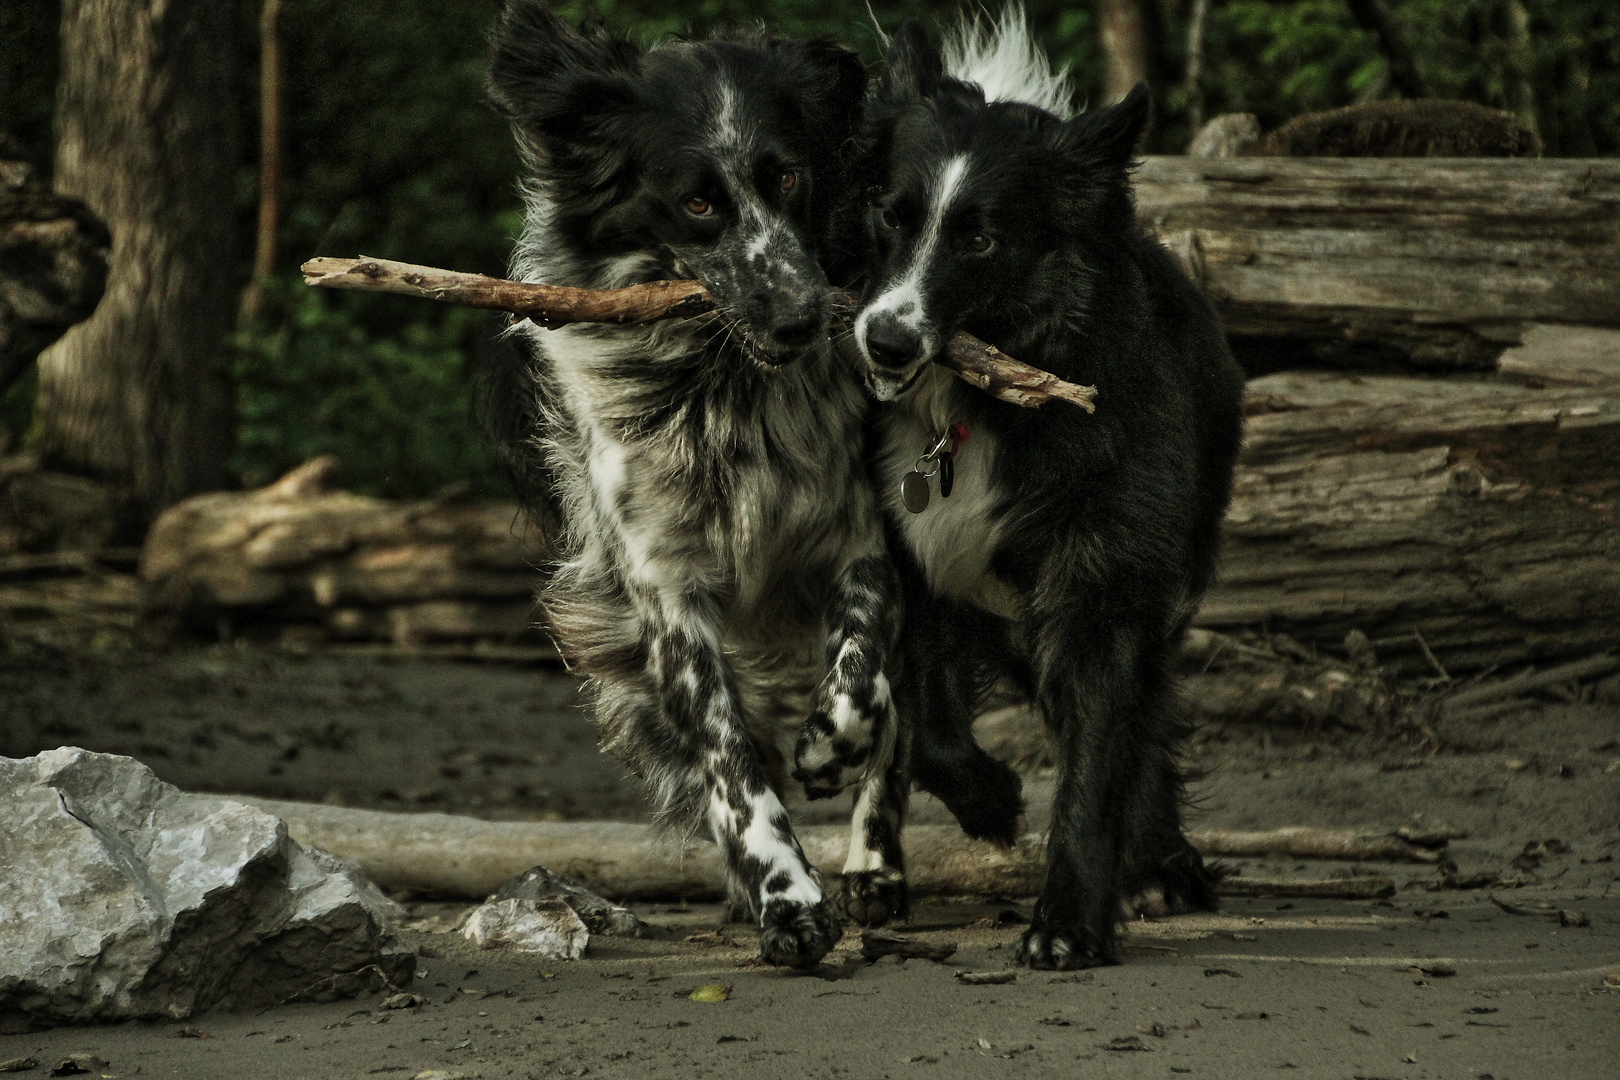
[856,154,971,363]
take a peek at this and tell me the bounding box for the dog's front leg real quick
[790,552,908,924]
[639,587,842,967]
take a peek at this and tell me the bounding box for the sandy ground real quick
[3,643,1619,1078]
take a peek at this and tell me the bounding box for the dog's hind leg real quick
[897,574,1024,848]
[638,587,842,968]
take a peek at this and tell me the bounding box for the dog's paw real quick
[792,708,872,799]
[1014,920,1120,971]
[758,897,844,969]
[839,870,909,927]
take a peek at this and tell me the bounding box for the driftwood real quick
[0,136,110,397]
[139,456,548,648]
[300,256,1097,413]
[1198,368,1620,675]
[1136,156,1620,371]
[237,796,1437,903]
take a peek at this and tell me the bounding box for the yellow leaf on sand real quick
[689,984,731,1003]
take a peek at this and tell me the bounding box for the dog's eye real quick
[879,208,900,230]
[685,197,713,217]
[968,234,995,254]
[778,171,798,194]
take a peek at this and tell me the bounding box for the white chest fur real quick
[879,368,1022,621]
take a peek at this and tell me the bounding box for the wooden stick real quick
[300,256,715,324]
[1216,876,1396,900]
[300,256,1097,412]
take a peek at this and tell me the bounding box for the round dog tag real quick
[900,470,931,514]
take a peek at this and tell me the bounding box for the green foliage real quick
[5,0,1618,500]
[229,279,501,497]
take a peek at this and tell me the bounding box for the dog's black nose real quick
[863,318,920,370]
[769,307,823,349]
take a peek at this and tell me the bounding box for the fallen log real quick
[139,456,549,648]
[1136,156,1620,372]
[235,797,1442,903]
[300,256,1097,413]
[1198,369,1620,675]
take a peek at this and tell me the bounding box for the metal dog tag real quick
[939,454,954,499]
[901,470,931,513]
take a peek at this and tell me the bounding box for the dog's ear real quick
[879,19,943,101]
[1052,83,1152,170]
[776,36,869,137]
[486,0,641,150]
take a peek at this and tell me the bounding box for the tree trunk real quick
[1137,156,1620,372]
[1096,0,1164,105]
[1198,368,1620,675]
[35,0,238,520]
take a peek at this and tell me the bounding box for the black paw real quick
[1015,921,1120,971]
[1134,842,1220,916]
[839,870,909,927]
[758,897,844,969]
[792,709,872,800]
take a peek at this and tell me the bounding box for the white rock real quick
[462,897,588,959]
[0,748,413,1029]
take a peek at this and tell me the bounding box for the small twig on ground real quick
[1440,654,1620,718]
[1216,877,1396,900]
[261,962,407,1013]
[1188,827,1443,864]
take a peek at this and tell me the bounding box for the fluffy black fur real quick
[853,19,1247,969]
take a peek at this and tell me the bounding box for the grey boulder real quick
[0,748,414,1029]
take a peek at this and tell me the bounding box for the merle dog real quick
[479,1,909,968]
[852,11,1246,969]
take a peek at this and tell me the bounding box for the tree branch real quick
[1345,0,1431,100]
[300,256,1098,412]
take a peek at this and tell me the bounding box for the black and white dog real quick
[854,11,1247,969]
[481,1,908,968]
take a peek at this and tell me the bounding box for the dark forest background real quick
[2,0,1617,500]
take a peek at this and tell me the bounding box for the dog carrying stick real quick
[301,256,1098,412]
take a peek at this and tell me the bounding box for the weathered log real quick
[235,797,1436,902]
[139,457,548,647]
[1198,369,1620,674]
[1136,156,1620,371]
[300,256,1097,412]
[0,136,109,397]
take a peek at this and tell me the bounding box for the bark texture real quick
[140,457,549,648]
[35,0,238,518]
[0,136,108,398]
[1137,157,1620,371]
[1200,369,1620,674]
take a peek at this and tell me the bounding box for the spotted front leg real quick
[793,554,902,799]
[640,588,841,968]
[838,735,909,926]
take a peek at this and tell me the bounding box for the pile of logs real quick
[139,456,549,652]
